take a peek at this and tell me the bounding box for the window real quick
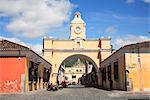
[72,75,76,79]
[114,61,119,80]
[80,69,82,72]
[77,42,80,48]
[74,39,83,49]
[76,69,78,72]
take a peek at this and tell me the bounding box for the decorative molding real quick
[43,49,111,52]
[43,38,110,41]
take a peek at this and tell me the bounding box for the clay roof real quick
[0,39,29,50]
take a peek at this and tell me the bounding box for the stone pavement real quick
[0,86,150,100]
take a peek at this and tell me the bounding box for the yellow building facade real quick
[64,59,86,84]
[125,53,150,91]
[99,41,150,91]
[42,12,111,84]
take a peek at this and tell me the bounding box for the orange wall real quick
[0,57,26,93]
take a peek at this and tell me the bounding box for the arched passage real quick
[59,54,98,69]
[57,54,98,86]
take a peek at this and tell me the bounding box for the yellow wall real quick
[101,39,111,49]
[100,52,150,91]
[43,38,111,84]
[44,39,53,49]
[101,52,111,61]
[44,39,111,50]
[53,40,74,49]
[83,40,99,49]
[65,67,86,83]
[125,53,150,91]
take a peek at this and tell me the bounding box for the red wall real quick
[0,57,26,93]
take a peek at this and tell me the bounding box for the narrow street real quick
[0,85,150,100]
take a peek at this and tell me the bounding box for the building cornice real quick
[43,49,111,52]
[43,38,110,41]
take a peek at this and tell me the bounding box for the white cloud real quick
[0,36,42,54]
[105,26,117,34]
[126,0,150,4]
[126,0,135,3]
[144,0,150,3]
[114,34,150,49]
[30,44,43,55]
[0,36,27,46]
[0,0,74,38]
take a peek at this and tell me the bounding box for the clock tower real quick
[70,12,86,39]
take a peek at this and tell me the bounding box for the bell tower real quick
[70,12,86,40]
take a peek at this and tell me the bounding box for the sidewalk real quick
[112,90,150,95]
[0,89,46,95]
[107,90,150,98]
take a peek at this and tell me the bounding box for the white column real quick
[74,40,77,48]
[80,40,83,48]
[40,79,43,89]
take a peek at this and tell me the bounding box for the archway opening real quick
[57,54,98,87]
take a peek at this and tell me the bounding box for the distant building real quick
[64,58,86,84]
[99,41,150,91]
[58,58,94,84]
[0,39,52,93]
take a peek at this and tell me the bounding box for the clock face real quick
[75,26,82,34]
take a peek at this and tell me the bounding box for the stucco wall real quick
[125,53,150,91]
[100,54,126,90]
[0,57,26,93]
[43,39,111,50]
[43,38,111,84]
[70,23,86,39]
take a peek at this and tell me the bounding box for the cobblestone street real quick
[0,86,150,100]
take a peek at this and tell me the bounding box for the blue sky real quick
[0,0,149,53]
